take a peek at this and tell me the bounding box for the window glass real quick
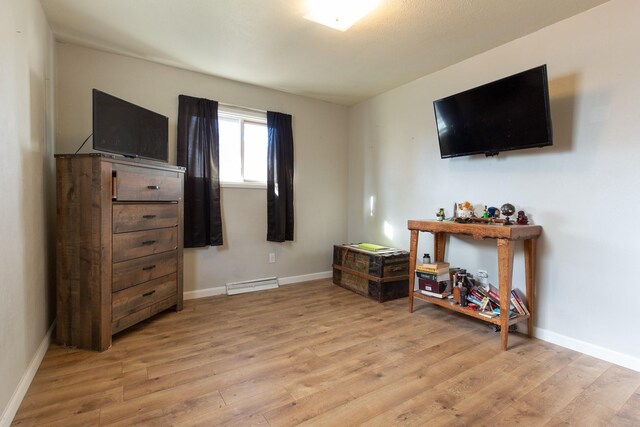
[218,107,267,186]
[219,116,242,182]
[243,121,268,182]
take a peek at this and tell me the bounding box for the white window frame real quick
[218,104,268,189]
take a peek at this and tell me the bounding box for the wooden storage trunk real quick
[332,244,410,302]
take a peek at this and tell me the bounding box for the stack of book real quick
[415,261,450,298]
[466,282,527,318]
[510,289,530,316]
[467,283,500,312]
[415,263,530,318]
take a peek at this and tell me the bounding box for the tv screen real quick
[93,89,168,162]
[433,65,552,158]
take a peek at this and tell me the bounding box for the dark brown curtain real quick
[267,111,294,242]
[177,95,223,247]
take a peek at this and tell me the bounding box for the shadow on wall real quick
[545,71,610,171]
[443,71,619,188]
[548,73,578,153]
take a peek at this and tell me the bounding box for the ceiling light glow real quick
[304,0,381,32]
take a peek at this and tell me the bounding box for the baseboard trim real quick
[534,326,640,372]
[183,270,333,300]
[183,286,226,300]
[1,320,55,427]
[278,271,332,285]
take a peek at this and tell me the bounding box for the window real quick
[218,105,268,188]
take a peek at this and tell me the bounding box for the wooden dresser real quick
[55,154,184,351]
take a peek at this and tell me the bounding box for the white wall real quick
[348,0,640,369]
[0,0,55,423]
[55,44,349,293]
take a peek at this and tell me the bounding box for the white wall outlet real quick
[269,253,276,263]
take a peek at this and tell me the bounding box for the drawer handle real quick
[142,265,156,271]
[147,185,160,190]
[142,240,157,245]
[142,214,157,219]
[142,290,156,297]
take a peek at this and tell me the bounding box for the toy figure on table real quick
[457,201,474,218]
[516,210,529,225]
[487,206,500,218]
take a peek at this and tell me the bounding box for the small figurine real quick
[487,206,500,218]
[457,201,474,218]
[459,201,473,211]
[501,203,516,225]
[516,210,529,225]
[482,205,489,219]
[436,208,445,221]
[476,270,489,287]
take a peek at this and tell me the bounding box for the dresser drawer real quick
[111,294,178,334]
[113,203,178,233]
[115,167,181,201]
[113,227,177,262]
[112,273,177,321]
[112,251,177,292]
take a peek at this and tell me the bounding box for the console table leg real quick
[497,238,515,351]
[408,229,419,313]
[433,232,446,262]
[524,238,537,338]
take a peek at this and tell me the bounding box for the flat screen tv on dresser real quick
[92,89,169,162]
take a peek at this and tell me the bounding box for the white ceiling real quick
[40,0,609,105]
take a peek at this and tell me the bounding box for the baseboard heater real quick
[226,277,279,295]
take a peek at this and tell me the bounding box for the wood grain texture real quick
[14,280,640,426]
[112,227,178,263]
[111,273,177,320]
[412,291,528,327]
[112,203,179,233]
[524,237,537,336]
[55,156,112,350]
[408,229,418,313]
[55,154,184,351]
[111,295,178,334]
[175,174,184,311]
[407,219,542,240]
[332,245,409,302]
[112,251,177,292]
[497,238,515,351]
[99,159,114,349]
[114,165,182,201]
[433,231,446,262]
[407,219,539,350]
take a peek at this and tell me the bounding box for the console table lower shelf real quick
[413,292,529,329]
[407,219,542,351]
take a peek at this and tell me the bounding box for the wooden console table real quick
[407,220,542,350]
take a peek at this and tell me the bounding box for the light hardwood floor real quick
[12,279,640,426]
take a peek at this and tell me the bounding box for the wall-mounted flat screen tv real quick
[433,65,552,158]
[93,89,169,162]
